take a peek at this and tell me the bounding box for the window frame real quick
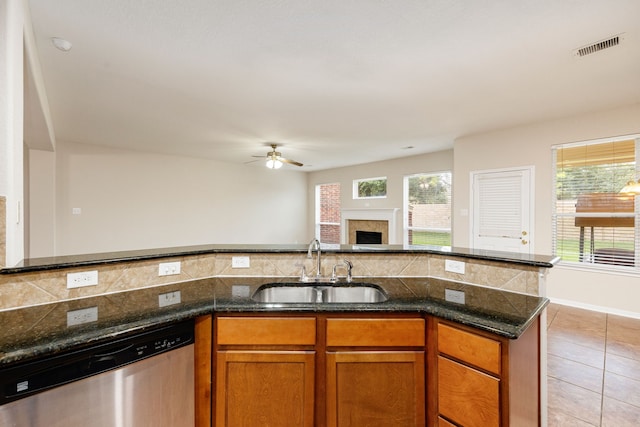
[551,135,640,273]
[352,176,387,199]
[403,171,452,247]
[315,182,341,244]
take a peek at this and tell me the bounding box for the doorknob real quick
[522,231,528,236]
[521,240,528,245]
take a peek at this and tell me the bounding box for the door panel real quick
[472,167,533,253]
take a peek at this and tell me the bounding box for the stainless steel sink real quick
[323,286,388,303]
[251,285,318,303]
[251,283,388,304]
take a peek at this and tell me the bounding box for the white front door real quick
[471,167,533,254]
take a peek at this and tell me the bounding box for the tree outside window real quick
[405,172,452,246]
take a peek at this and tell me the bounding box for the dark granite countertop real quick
[1,244,559,274]
[0,276,548,368]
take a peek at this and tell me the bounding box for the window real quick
[403,172,452,246]
[316,183,341,244]
[353,177,387,199]
[552,136,639,270]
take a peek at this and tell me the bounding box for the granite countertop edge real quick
[0,277,549,368]
[1,244,559,274]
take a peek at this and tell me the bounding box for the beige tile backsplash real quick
[0,251,544,311]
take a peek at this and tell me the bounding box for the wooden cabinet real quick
[212,314,425,427]
[205,313,541,427]
[428,317,540,427]
[326,318,426,427]
[214,316,316,427]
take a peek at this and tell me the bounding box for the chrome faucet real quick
[331,259,353,283]
[307,238,322,278]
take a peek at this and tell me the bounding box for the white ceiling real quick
[26,0,640,171]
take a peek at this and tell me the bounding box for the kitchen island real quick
[0,245,556,426]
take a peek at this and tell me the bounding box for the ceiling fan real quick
[251,144,304,169]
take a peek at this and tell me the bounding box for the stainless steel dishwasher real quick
[0,319,195,427]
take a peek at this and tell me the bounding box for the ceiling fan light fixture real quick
[266,158,283,169]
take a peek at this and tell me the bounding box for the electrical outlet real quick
[232,256,250,268]
[445,289,466,304]
[67,271,99,289]
[67,306,98,326]
[445,259,465,274]
[158,291,181,307]
[159,261,181,276]
[231,285,251,297]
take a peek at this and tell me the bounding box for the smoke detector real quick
[51,37,72,52]
[575,34,623,57]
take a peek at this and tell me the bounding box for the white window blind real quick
[552,137,639,270]
[477,174,523,239]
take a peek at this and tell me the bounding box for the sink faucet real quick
[331,259,353,283]
[307,238,322,278]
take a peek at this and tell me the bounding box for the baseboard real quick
[549,297,640,320]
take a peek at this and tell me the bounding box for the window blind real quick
[552,138,639,270]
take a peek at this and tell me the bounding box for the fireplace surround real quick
[341,208,400,244]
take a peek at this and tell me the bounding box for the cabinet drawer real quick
[217,317,316,345]
[437,323,501,374]
[438,356,500,427]
[327,318,425,347]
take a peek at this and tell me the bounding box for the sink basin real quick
[323,286,388,303]
[251,285,317,303]
[251,283,388,304]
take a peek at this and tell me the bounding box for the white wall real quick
[453,103,640,316]
[29,140,309,256]
[308,150,454,241]
[28,148,55,257]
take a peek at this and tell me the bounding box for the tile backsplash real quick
[0,251,544,311]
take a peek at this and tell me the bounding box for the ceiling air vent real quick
[575,35,622,57]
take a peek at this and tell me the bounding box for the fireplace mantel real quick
[341,208,400,244]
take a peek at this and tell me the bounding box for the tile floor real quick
[546,303,640,426]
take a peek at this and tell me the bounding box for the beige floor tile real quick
[605,339,640,361]
[548,334,605,369]
[548,407,599,427]
[547,377,602,426]
[605,353,640,382]
[606,315,640,361]
[547,303,561,328]
[548,354,604,393]
[603,371,640,407]
[548,308,606,351]
[601,397,640,427]
[546,304,640,427]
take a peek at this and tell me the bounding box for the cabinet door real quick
[326,351,425,427]
[215,351,315,427]
[437,356,500,427]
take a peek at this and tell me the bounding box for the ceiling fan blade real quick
[280,157,303,167]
